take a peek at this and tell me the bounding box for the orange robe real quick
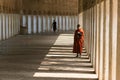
[73,28,84,54]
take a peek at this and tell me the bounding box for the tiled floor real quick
[0,32,98,80]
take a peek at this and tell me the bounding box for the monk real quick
[52,20,57,32]
[73,24,84,57]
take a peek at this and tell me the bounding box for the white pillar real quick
[43,16,46,32]
[96,2,100,76]
[61,16,63,31]
[18,15,20,33]
[46,16,48,32]
[93,4,97,73]
[36,15,39,33]
[31,15,33,34]
[58,16,60,31]
[111,0,118,80]
[28,15,32,34]
[16,14,19,34]
[33,15,37,34]
[3,14,6,40]
[13,14,15,35]
[99,1,104,80]
[9,14,12,37]
[63,16,65,31]
[6,14,9,39]
[0,14,2,40]
[66,16,68,31]
[38,15,42,33]
[69,16,71,30]
[104,0,110,80]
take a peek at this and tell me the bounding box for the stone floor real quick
[0,32,98,80]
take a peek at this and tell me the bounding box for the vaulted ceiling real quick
[0,0,98,15]
[22,0,78,15]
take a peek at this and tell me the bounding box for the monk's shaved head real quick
[77,24,81,28]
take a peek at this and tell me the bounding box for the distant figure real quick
[52,20,57,32]
[73,24,84,57]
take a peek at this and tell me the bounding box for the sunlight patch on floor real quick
[33,33,97,79]
[33,72,98,79]
[53,34,74,46]
[38,66,94,72]
[40,61,92,66]
[44,58,90,62]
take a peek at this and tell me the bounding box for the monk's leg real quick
[76,53,79,57]
[79,43,83,58]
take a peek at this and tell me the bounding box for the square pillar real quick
[99,1,104,80]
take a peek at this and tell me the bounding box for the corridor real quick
[0,32,97,80]
[1,0,120,80]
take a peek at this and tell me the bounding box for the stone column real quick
[14,14,16,35]
[60,16,62,31]
[113,0,118,80]
[61,16,63,31]
[36,15,39,33]
[41,15,43,32]
[18,15,20,33]
[13,14,16,35]
[116,0,120,78]
[6,14,8,39]
[12,14,14,35]
[50,16,52,32]
[31,15,33,34]
[108,0,112,79]
[96,0,101,76]
[26,15,28,34]
[73,15,75,30]
[0,14,2,40]
[99,1,104,80]
[27,15,31,34]
[43,15,46,32]
[104,0,110,80]
[17,14,19,34]
[20,13,22,34]
[12,14,14,36]
[2,14,6,40]
[89,8,92,63]
[91,7,94,65]
[10,14,12,37]
[34,15,37,33]
[69,16,71,30]
[38,15,41,33]
[15,14,17,35]
[94,3,97,73]
[66,16,68,31]
[72,16,74,30]
[64,16,66,31]
[102,0,107,79]
[68,16,70,30]
[57,16,60,31]
[83,10,87,49]
[46,15,48,32]
[93,5,97,70]
[63,16,65,31]
[79,0,83,27]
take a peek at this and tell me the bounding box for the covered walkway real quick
[0,32,97,80]
[1,0,120,80]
